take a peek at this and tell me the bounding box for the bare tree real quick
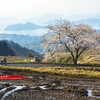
[42,20,98,64]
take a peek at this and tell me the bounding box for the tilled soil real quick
[0,64,100,100]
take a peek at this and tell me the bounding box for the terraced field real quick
[0,64,100,100]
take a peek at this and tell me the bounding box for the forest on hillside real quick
[0,41,15,56]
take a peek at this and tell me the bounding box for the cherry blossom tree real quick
[42,20,98,64]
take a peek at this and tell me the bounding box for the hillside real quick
[6,41,40,57]
[0,34,42,53]
[42,51,100,65]
[0,41,15,56]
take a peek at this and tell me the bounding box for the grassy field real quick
[43,51,100,65]
[0,56,28,63]
[0,65,100,79]
[0,49,100,64]
[0,55,100,79]
[0,56,100,99]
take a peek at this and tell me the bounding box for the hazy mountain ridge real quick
[0,34,42,53]
[0,18,100,54]
[74,18,100,29]
[5,22,44,31]
[6,40,40,57]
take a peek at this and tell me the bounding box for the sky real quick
[0,0,100,18]
[0,0,100,35]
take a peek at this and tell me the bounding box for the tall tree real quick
[42,20,98,64]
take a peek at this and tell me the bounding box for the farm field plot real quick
[0,64,100,100]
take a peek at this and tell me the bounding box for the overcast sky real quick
[0,0,100,35]
[0,0,100,18]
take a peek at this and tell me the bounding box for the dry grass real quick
[0,56,27,63]
[43,51,100,65]
[0,65,100,79]
[92,91,100,96]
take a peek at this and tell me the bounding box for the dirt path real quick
[6,63,70,68]
[6,63,100,68]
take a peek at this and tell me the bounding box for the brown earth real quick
[0,64,100,100]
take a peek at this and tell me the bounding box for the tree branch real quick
[58,33,75,61]
[78,47,87,57]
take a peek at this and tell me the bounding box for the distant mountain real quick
[0,34,42,53]
[5,22,44,31]
[74,19,100,29]
[6,41,40,57]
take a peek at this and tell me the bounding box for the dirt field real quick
[0,64,100,100]
[6,63,99,68]
[7,63,61,68]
